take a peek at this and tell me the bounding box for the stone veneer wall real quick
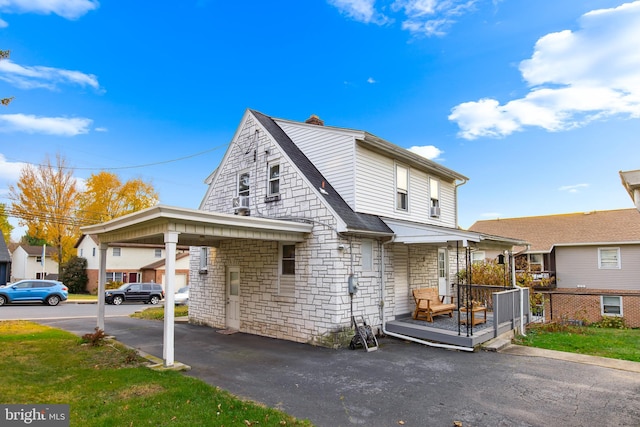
[188,115,388,345]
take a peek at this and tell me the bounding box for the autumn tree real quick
[1,50,13,106]
[8,154,79,268]
[0,203,13,240]
[77,171,159,224]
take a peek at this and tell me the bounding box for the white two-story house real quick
[186,109,521,345]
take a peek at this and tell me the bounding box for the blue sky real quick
[2,0,640,241]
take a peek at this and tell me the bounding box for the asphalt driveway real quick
[38,316,640,427]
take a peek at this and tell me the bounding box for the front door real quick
[226,267,240,330]
[438,248,449,297]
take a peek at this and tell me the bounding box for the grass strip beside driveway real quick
[0,320,313,427]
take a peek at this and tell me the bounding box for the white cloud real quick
[94,126,108,132]
[0,153,26,181]
[0,0,99,20]
[367,77,376,84]
[449,1,640,139]
[327,0,480,36]
[408,145,443,160]
[327,0,391,25]
[0,59,101,92]
[558,183,589,193]
[0,113,92,136]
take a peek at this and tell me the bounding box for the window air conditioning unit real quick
[430,206,441,218]
[232,196,250,214]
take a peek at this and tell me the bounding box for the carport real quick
[80,205,312,367]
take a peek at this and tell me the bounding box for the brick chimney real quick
[305,114,324,126]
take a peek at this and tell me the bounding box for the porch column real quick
[163,231,179,367]
[97,242,108,331]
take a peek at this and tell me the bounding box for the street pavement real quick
[34,313,640,427]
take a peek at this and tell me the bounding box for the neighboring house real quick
[0,231,11,286]
[620,169,640,211]
[75,234,190,293]
[183,109,521,345]
[141,253,191,287]
[469,209,640,327]
[9,244,59,282]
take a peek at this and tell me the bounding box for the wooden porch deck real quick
[385,310,520,349]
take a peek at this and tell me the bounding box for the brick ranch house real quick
[470,209,640,328]
[81,109,522,350]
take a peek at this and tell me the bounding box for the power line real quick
[5,143,229,171]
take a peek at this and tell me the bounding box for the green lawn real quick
[0,321,313,427]
[513,324,640,362]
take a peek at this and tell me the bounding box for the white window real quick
[92,247,96,257]
[429,178,440,216]
[238,171,250,197]
[199,247,208,271]
[396,164,408,211]
[362,240,373,271]
[154,249,162,258]
[112,247,121,257]
[529,253,544,272]
[268,163,280,195]
[279,244,296,296]
[601,295,622,316]
[471,251,485,264]
[106,272,124,283]
[80,249,84,257]
[598,248,620,269]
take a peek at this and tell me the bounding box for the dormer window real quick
[396,164,408,211]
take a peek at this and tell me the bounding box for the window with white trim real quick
[154,249,162,258]
[601,295,622,316]
[112,247,121,257]
[279,244,296,296]
[362,240,373,271]
[529,253,543,272]
[471,251,485,264]
[429,178,440,217]
[268,163,280,196]
[598,248,620,269]
[106,272,124,283]
[238,171,250,197]
[396,164,408,211]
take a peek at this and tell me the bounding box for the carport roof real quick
[80,205,313,246]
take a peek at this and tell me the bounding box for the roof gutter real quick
[454,177,468,229]
[380,239,474,352]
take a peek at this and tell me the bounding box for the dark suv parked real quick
[105,282,164,305]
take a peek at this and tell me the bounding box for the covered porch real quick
[80,205,313,367]
[381,219,529,350]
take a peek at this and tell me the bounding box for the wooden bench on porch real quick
[412,287,456,322]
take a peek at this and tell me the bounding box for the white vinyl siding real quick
[277,121,357,207]
[355,145,457,226]
[555,245,640,291]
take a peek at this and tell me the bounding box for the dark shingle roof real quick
[251,110,393,235]
[469,209,640,252]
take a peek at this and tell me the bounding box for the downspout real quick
[380,238,474,352]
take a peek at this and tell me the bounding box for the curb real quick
[499,343,640,373]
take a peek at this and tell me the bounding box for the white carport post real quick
[97,242,108,331]
[163,231,179,367]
